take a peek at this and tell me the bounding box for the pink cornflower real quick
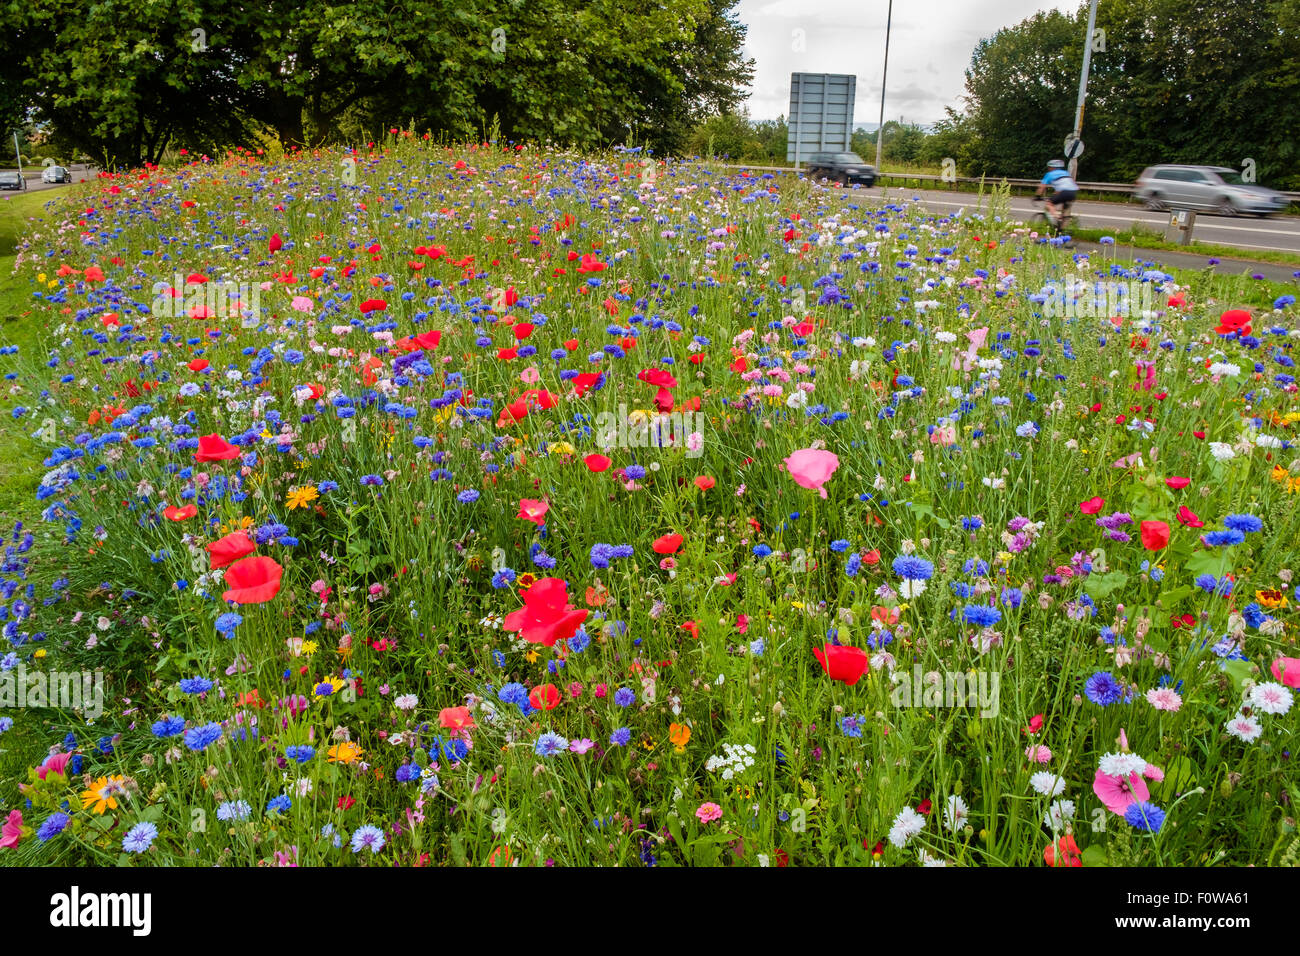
[1145,687,1182,712]
[696,802,723,824]
[1025,744,1052,763]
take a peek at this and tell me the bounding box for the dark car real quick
[42,165,72,184]
[0,171,26,191]
[804,152,876,187]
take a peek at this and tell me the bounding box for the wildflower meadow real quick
[0,135,1298,869]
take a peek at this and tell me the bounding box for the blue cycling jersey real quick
[1042,169,1078,191]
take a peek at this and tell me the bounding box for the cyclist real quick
[1036,159,1078,227]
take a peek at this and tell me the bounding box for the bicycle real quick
[1030,195,1078,243]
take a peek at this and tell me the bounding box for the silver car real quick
[1134,165,1288,217]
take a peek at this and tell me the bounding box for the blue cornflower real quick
[830,539,850,553]
[351,824,386,853]
[846,553,862,577]
[122,822,159,853]
[568,629,591,653]
[892,555,934,580]
[395,763,422,782]
[753,544,773,558]
[1124,801,1166,833]
[215,612,243,636]
[284,745,315,763]
[1204,529,1245,547]
[37,812,71,842]
[151,715,186,737]
[839,713,866,738]
[184,722,223,751]
[216,800,252,821]
[1085,671,1124,706]
[962,604,1002,628]
[613,687,635,707]
[609,727,632,747]
[179,676,213,695]
[1222,514,1262,534]
[457,489,480,504]
[750,638,765,657]
[491,567,517,589]
[535,731,569,756]
[266,794,292,814]
[360,474,384,486]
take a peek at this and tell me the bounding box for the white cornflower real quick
[944,795,968,831]
[1248,682,1293,716]
[1044,798,1076,831]
[888,806,926,848]
[1208,442,1235,462]
[1224,712,1263,743]
[394,694,418,711]
[1029,771,1067,797]
[1098,752,1147,777]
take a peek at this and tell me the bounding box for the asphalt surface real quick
[0,163,96,194]
[869,184,1300,255]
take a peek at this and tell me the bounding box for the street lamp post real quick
[874,0,892,173]
[1068,0,1100,180]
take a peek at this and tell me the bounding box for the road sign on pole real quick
[786,73,857,166]
[1064,136,1084,160]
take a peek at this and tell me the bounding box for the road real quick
[866,185,1300,255]
[0,163,96,194]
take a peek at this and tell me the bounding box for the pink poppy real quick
[1271,657,1300,689]
[784,448,839,498]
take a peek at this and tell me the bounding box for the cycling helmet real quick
[1046,159,1066,169]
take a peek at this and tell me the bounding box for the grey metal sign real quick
[787,73,857,166]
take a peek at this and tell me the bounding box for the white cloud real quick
[734,0,1079,127]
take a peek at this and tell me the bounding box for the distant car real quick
[41,165,71,184]
[804,152,877,187]
[1134,165,1288,217]
[0,171,26,191]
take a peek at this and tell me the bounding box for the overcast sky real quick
[735,0,1080,128]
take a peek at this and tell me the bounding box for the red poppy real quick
[502,578,589,647]
[679,621,700,639]
[187,358,210,372]
[637,368,678,389]
[571,372,603,397]
[528,684,561,710]
[1024,714,1045,735]
[652,533,683,554]
[1140,520,1170,551]
[1044,834,1082,867]
[1215,309,1251,337]
[163,504,197,521]
[512,323,534,340]
[504,286,520,307]
[693,476,715,491]
[1079,496,1105,514]
[517,498,549,526]
[208,531,256,569]
[269,234,283,253]
[583,454,612,472]
[439,706,475,730]
[863,549,881,565]
[1171,613,1196,629]
[222,556,284,605]
[813,644,869,685]
[83,265,105,282]
[337,795,356,811]
[414,330,442,350]
[359,298,388,314]
[916,798,932,816]
[194,433,241,462]
[1165,476,1190,490]
[1176,506,1204,528]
